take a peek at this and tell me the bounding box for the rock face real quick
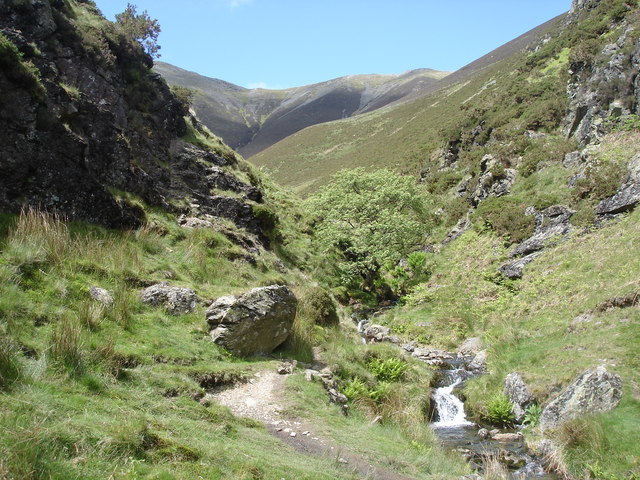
[596,154,640,215]
[540,366,623,429]
[206,285,297,357]
[505,373,535,423]
[564,7,640,145]
[0,1,269,243]
[141,283,197,315]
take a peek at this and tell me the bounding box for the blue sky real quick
[94,0,569,89]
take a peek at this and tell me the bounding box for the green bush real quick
[252,204,278,233]
[342,377,369,401]
[472,197,535,245]
[296,284,338,326]
[483,393,515,427]
[572,159,626,202]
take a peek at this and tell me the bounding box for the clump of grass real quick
[49,317,84,375]
[0,336,23,390]
[108,282,134,330]
[5,208,70,273]
[76,300,105,331]
[482,452,510,480]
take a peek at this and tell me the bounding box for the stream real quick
[354,314,557,479]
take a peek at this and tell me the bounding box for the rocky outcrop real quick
[540,366,623,429]
[0,1,270,244]
[511,206,574,257]
[505,373,535,423]
[206,285,297,357]
[468,350,488,374]
[596,154,640,215]
[141,283,197,315]
[412,348,454,366]
[0,0,186,228]
[564,10,640,145]
[470,155,516,207]
[499,205,573,279]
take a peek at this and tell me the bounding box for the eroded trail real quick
[210,370,417,480]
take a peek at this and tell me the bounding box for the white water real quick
[432,375,473,428]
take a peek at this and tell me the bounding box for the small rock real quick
[277,361,296,375]
[338,458,348,464]
[477,428,490,439]
[468,350,488,373]
[289,432,296,437]
[140,282,197,315]
[304,369,319,381]
[457,337,482,356]
[492,432,523,442]
[362,324,391,343]
[89,286,113,306]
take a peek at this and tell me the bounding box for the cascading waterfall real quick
[432,372,473,427]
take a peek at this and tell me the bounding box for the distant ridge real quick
[154,62,449,157]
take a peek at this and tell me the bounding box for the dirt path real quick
[209,370,418,480]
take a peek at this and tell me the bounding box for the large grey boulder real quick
[206,285,297,356]
[141,282,197,315]
[540,366,623,430]
[505,373,535,423]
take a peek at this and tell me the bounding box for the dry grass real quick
[482,452,510,479]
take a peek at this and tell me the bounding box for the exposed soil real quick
[210,370,418,480]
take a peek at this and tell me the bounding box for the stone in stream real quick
[504,372,535,423]
[206,285,297,356]
[540,365,623,430]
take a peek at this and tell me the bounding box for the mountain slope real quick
[249,14,567,195]
[154,62,449,157]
